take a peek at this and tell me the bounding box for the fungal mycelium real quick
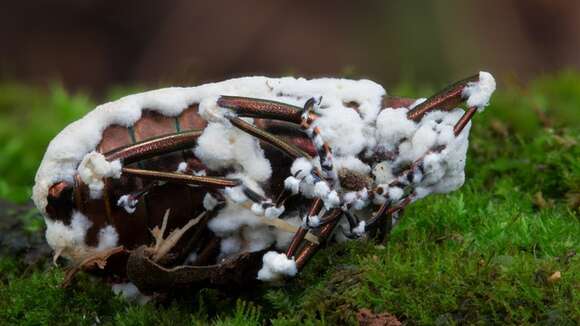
[33,72,496,301]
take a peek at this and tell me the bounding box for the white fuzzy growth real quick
[193,169,207,176]
[117,195,137,214]
[194,122,272,182]
[251,203,265,215]
[96,225,119,251]
[199,96,228,122]
[219,236,242,257]
[208,203,262,234]
[77,151,121,199]
[311,106,366,155]
[264,206,284,219]
[308,215,321,227]
[387,187,404,202]
[284,176,301,194]
[375,108,417,151]
[257,251,297,282]
[203,193,219,211]
[242,226,275,252]
[34,76,384,214]
[290,157,313,179]
[45,211,92,254]
[462,71,496,111]
[313,181,330,198]
[372,161,395,185]
[224,186,247,203]
[324,190,341,209]
[353,221,366,236]
[112,282,151,305]
[176,162,188,173]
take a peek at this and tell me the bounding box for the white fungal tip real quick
[313,181,330,198]
[353,221,366,236]
[388,187,404,202]
[324,190,341,209]
[265,206,285,219]
[462,71,496,111]
[117,195,137,214]
[257,251,297,282]
[203,193,219,211]
[176,162,188,173]
[251,203,265,215]
[290,158,313,179]
[284,176,301,194]
[77,151,122,199]
[224,186,247,203]
[308,215,321,227]
[96,225,119,251]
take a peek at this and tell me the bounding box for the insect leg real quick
[104,130,202,164]
[122,168,240,188]
[406,74,479,121]
[227,116,313,160]
[364,196,413,236]
[218,96,311,124]
[293,208,342,270]
[285,198,323,257]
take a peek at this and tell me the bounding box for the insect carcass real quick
[32,73,496,298]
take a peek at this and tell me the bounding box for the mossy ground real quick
[0,73,578,325]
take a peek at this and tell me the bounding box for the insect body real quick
[33,73,495,297]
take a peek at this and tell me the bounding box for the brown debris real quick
[338,169,371,191]
[357,308,401,326]
[547,271,561,284]
[532,192,554,209]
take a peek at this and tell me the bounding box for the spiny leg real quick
[405,73,492,137]
[294,208,342,270]
[218,95,312,124]
[406,74,479,121]
[364,195,414,240]
[227,116,313,160]
[105,130,203,164]
[285,198,323,258]
[121,168,240,188]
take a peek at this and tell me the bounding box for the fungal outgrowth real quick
[34,72,495,296]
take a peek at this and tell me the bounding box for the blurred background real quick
[1,0,579,203]
[2,0,580,94]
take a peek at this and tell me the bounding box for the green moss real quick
[0,73,578,325]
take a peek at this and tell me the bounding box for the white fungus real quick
[353,221,366,237]
[462,71,496,111]
[45,211,92,258]
[96,225,119,251]
[202,193,219,211]
[77,151,122,199]
[117,195,138,214]
[257,251,297,282]
[33,73,495,277]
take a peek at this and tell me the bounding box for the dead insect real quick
[33,72,495,299]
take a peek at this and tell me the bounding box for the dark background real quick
[2,0,580,96]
